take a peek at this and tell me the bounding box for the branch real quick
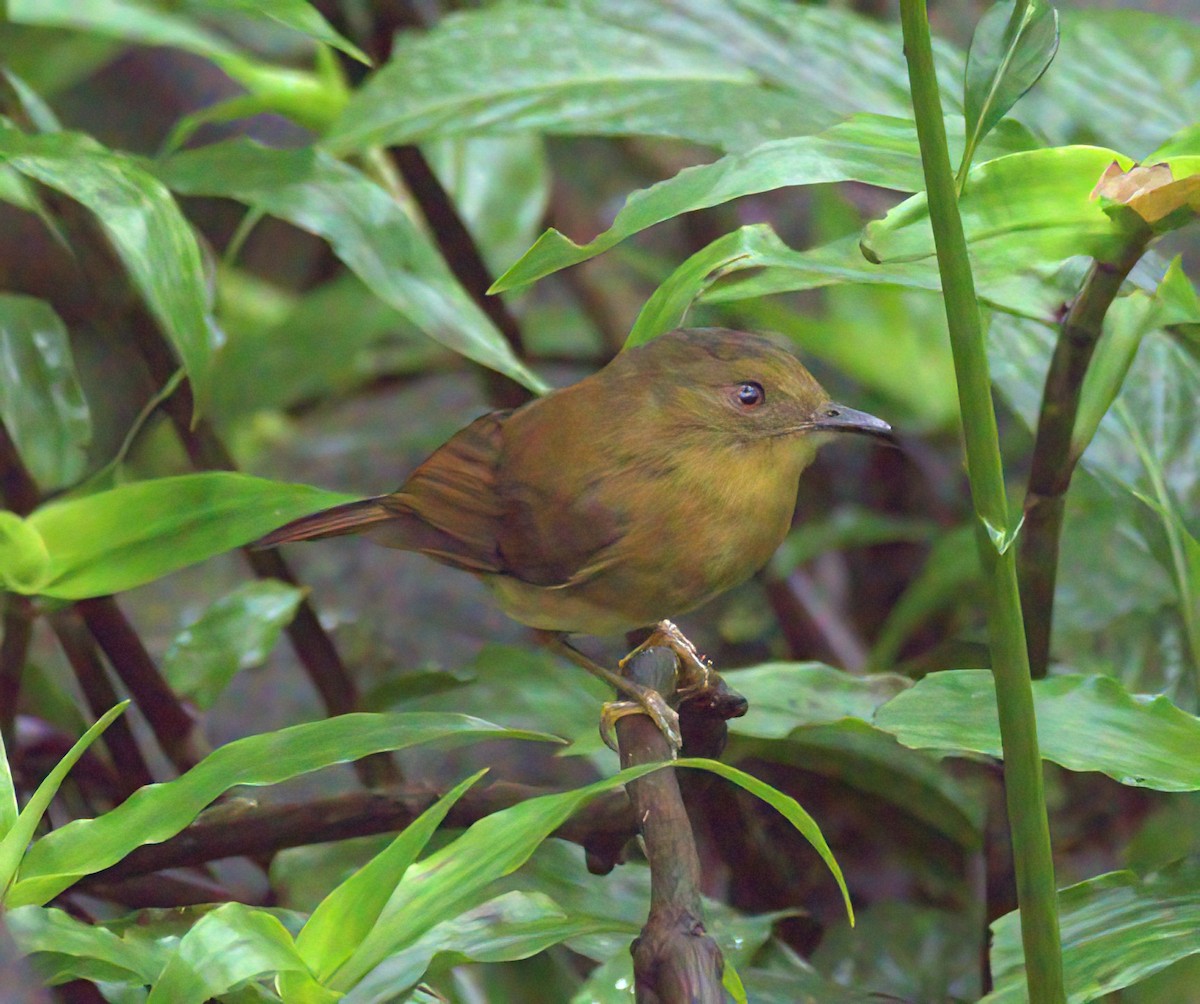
[1018,247,1145,676]
[79,782,636,885]
[616,646,734,1004]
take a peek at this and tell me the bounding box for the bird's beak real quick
[811,403,893,439]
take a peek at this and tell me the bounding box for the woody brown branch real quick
[616,647,726,1004]
[1018,243,1146,677]
[77,782,635,888]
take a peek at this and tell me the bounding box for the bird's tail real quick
[255,497,393,548]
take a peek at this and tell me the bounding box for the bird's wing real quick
[378,411,511,574]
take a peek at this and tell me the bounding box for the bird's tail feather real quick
[255,497,393,548]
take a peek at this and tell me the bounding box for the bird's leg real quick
[538,631,683,754]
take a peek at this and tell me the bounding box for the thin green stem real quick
[898,2,1064,1000]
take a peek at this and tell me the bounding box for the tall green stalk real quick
[897,1,1065,999]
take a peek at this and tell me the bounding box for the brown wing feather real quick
[257,412,509,576]
[255,498,395,547]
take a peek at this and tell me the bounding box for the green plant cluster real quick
[0,0,1198,1001]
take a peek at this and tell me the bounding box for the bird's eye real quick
[735,381,765,408]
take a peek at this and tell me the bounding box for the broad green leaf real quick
[958,0,1059,185]
[146,903,312,1004]
[162,580,306,709]
[876,670,1200,791]
[0,511,50,594]
[330,758,851,990]
[6,905,164,985]
[722,665,983,848]
[493,113,1038,294]
[186,0,368,65]
[0,295,90,491]
[8,0,239,64]
[23,472,357,599]
[326,1,956,156]
[0,126,216,416]
[1016,9,1200,155]
[0,703,128,903]
[157,140,547,394]
[9,712,559,907]
[8,0,368,66]
[725,663,911,736]
[1074,258,1200,459]
[702,228,1064,326]
[345,890,622,1003]
[985,863,1200,1002]
[493,115,932,293]
[295,771,486,984]
[862,146,1165,268]
[503,840,786,971]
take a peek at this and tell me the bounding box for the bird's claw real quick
[619,619,715,692]
[599,691,682,756]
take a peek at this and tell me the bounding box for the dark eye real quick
[735,381,765,408]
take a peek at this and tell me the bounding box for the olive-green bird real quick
[259,328,891,748]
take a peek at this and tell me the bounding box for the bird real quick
[258,327,891,750]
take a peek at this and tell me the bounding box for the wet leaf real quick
[0,295,90,491]
[162,580,306,709]
[986,862,1200,1002]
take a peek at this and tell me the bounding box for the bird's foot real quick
[599,687,682,756]
[620,619,715,693]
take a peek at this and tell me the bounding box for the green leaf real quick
[985,862,1200,1002]
[493,113,1037,294]
[493,114,931,293]
[0,126,216,416]
[9,0,368,66]
[350,889,624,1002]
[326,1,952,156]
[1017,9,1200,155]
[146,903,313,1004]
[0,719,17,839]
[0,702,128,903]
[1073,258,1200,459]
[6,905,165,985]
[8,712,559,908]
[156,140,547,394]
[723,665,983,848]
[876,670,1200,791]
[958,0,1059,186]
[186,0,369,65]
[23,472,358,599]
[162,580,306,709]
[330,758,851,990]
[862,147,1194,268]
[295,770,487,984]
[0,295,90,492]
[8,0,240,64]
[0,511,50,594]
